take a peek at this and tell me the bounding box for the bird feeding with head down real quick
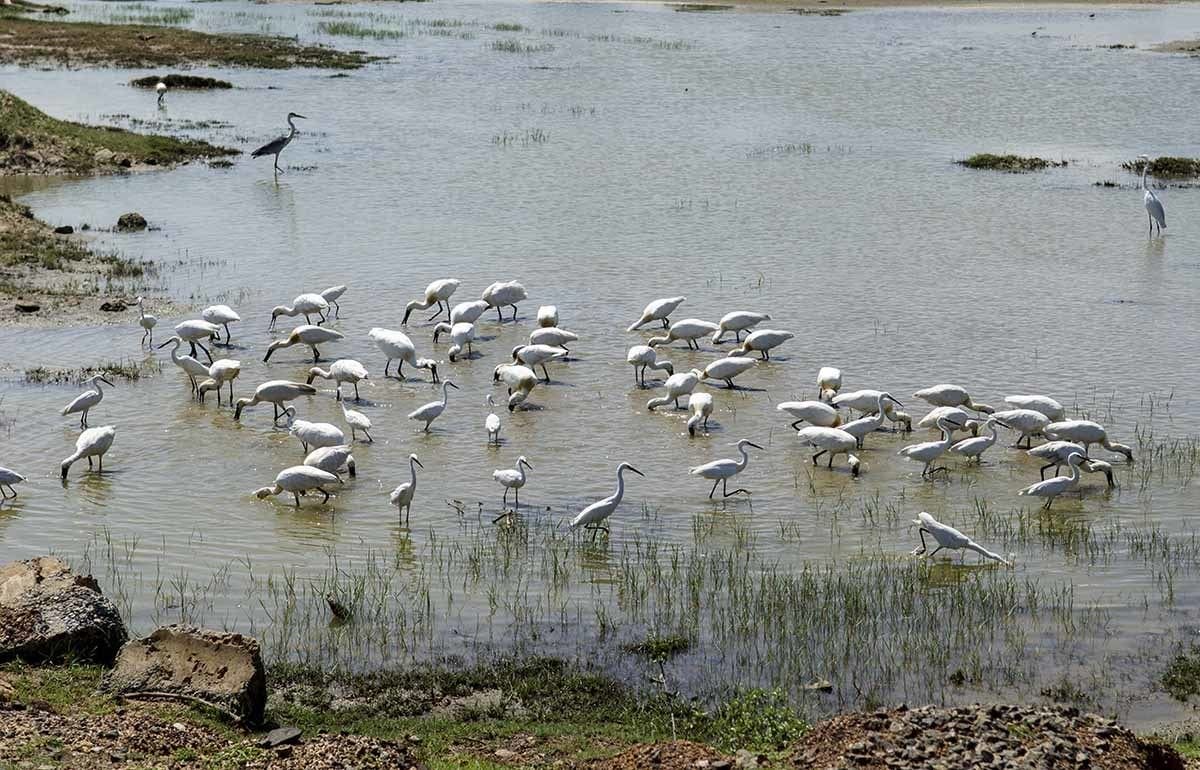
[0,467,26,499]
[628,296,686,331]
[254,466,340,507]
[251,112,307,177]
[795,426,860,475]
[537,305,558,328]
[289,420,345,454]
[1042,420,1134,462]
[201,304,240,345]
[627,345,674,387]
[647,369,702,411]
[202,358,241,406]
[690,439,764,498]
[60,374,113,428]
[368,327,438,382]
[432,321,476,362]
[1003,395,1064,421]
[698,357,756,389]
[777,400,840,431]
[493,363,537,412]
[305,445,356,479]
[529,327,579,353]
[512,344,566,383]
[911,511,1010,566]
[234,380,317,423]
[991,409,1050,448]
[264,325,344,364]
[60,426,116,479]
[913,383,994,414]
[307,359,368,401]
[173,320,221,363]
[647,319,719,351]
[402,279,461,325]
[481,280,527,322]
[569,462,644,539]
[817,367,842,403]
[730,329,793,360]
[712,311,770,344]
[687,392,713,437]
[269,293,329,330]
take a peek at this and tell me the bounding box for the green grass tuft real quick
[957,153,1067,172]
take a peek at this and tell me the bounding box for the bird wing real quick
[1147,197,1166,226]
[251,135,288,157]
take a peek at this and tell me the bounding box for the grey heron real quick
[252,112,307,176]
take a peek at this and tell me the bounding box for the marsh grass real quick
[316,20,406,40]
[25,357,161,384]
[491,39,554,54]
[957,154,1068,172]
[1122,156,1200,179]
[107,5,194,26]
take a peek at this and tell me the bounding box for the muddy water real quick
[3,0,1200,724]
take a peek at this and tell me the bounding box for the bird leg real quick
[223,323,232,344]
[811,450,827,465]
[541,365,551,383]
[274,154,284,175]
[1039,462,1056,480]
[708,479,720,499]
[495,306,504,323]
[97,455,103,473]
[196,341,213,363]
[722,479,750,498]
[790,420,805,431]
[312,346,321,363]
[332,300,340,318]
[362,429,373,443]
[926,546,943,559]
[725,379,736,389]
[1042,497,1054,511]
[87,457,94,469]
[320,489,330,504]
[425,303,445,322]
[353,382,361,401]
[911,528,929,556]
[661,318,670,328]
[827,454,834,469]
[509,305,518,322]
[317,310,327,326]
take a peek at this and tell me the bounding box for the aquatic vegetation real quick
[25,357,161,385]
[130,74,232,90]
[790,7,851,15]
[1122,156,1200,179]
[492,22,525,32]
[106,7,194,26]
[491,39,554,54]
[316,21,406,40]
[674,3,734,11]
[957,154,1068,172]
[492,128,550,146]
[623,633,692,661]
[1162,646,1200,702]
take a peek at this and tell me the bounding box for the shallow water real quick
[3,0,1200,725]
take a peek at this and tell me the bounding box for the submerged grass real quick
[957,153,1067,172]
[316,20,406,40]
[1122,156,1200,179]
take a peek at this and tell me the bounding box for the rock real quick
[493,748,516,759]
[102,625,267,725]
[53,225,73,235]
[14,303,40,314]
[0,557,127,664]
[115,212,147,232]
[93,149,115,163]
[258,726,301,748]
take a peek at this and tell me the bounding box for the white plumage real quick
[482,280,527,322]
[369,327,438,381]
[911,511,1010,565]
[264,325,344,364]
[340,398,373,442]
[712,311,770,343]
[201,304,241,344]
[270,293,329,329]
[402,278,460,325]
[61,425,116,479]
[390,454,423,524]
[234,380,317,423]
[627,296,685,332]
[699,357,756,389]
[647,369,702,411]
[60,374,113,428]
[689,439,763,498]
[255,466,340,507]
[409,380,459,431]
[627,345,674,387]
[433,321,476,362]
[687,392,713,437]
[569,462,644,538]
[647,319,719,350]
[730,329,793,360]
[307,359,369,401]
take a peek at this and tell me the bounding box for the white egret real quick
[156,80,167,105]
[1003,395,1064,421]
[992,409,1050,448]
[60,374,113,428]
[647,369,702,411]
[712,311,770,344]
[402,278,460,325]
[133,296,157,345]
[690,439,763,498]
[234,380,317,423]
[817,367,842,403]
[60,425,115,478]
[537,305,558,328]
[1139,154,1166,237]
[839,392,903,448]
[0,467,26,498]
[158,336,210,394]
[493,455,533,513]
[687,392,713,437]
[913,384,994,414]
[368,327,438,381]
[627,345,674,387]
[485,394,502,445]
[777,400,840,430]
[432,321,476,362]
[289,420,345,454]
[628,297,685,331]
[1043,420,1134,461]
[173,320,221,363]
[390,454,423,524]
[898,416,963,478]
[269,293,329,330]
[796,426,859,473]
[493,363,537,411]
[529,327,579,352]
[569,462,644,539]
[255,466,340,507]
[205,358,241,405]
[338,393,373,442]
[730,329,793,360]
[1019,451,1085,509]
[911,512,1010,565]
[481,280,527,322]
[264,325,344,364]
[949,417,1000,463]
[307,359,368,401]
[699,357,756,389]
[409,380,459,431]
[305,444,356,478]
[647,319,719,350]
[201,304,240,344]
[513,344,566,382]
[320,285,347,318]
[450,299,490,325]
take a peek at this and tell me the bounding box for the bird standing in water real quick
[252,112,307,177]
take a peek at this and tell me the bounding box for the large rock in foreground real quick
[103,625,266,725]
[0,556,127,664]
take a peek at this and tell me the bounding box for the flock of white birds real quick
[0,277,1139,566]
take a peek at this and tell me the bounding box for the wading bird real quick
[911,511,1010,565]
[730,329,793,360]
[432,321,476,362]
[485,394,502,445]
[159,336,210,394]
[493,363,537,411]
[1003,395,1064,421]
[201,305,240,344]
[513,344,566,383]
[409,380,459,431]
[569,462,644,539]
[699,357,756,389]
[390,454,423,524]
[687,392,713,437]
[402,279,460,325]
[493,455,533,515]
[308,359,368,401]
[482,280,527,322]
[898,416,963,478]
[839,392,903,448]
[234,380,317,423]
[817,367,842,402]
[949,417,1000,463]
[647,319,719,350]
[252,112,306,177]
[917,407,978,435]
[205,358,241,405]
[529,327,579,353]
[777,400,840,430]
[270,293,329,329]
[1027,440,1087,479]
[61,374,113,428]
[134,297,157,345]
[992,409,1050,448]
[1018,451,1085,509]
[628,296,686,331]
[537,305,558,327]
[174,320,221,363]
[712,311,770,344]
[305,444,356,478]
[320,285,347,318]
[289,420,345,454]
[0,466,26,498]
[264,325,344,364]
[254,466,340,507]
[796,426,859,474]
[339,394,372,442]
[691,439,763,498]
[156,80,167,105]
[450,299,490,325]
[627,345,674,387]
[913,383,994,414]
[1043,420,1134,461]
[368,327,438,381]
[60,425,116,479]
[1139,154,1166,237]
[647,369,702,411]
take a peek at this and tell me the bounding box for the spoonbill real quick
[1043,420,1134,461]
[158,336,210,394]
[949,417,999,463]
[205,358,241,405]
[513,344,566,382]
[712,311,770,344]
[699,357,756,389]
[409,380,459,431]
[201,305,240,344]
[251,112,306,177]
[690,439,763,498]
[839,392,903,448]
[60,425,116,478]
[917,407,978,435]
[898,416,963,478]
[305,444,356,478]
[485,394,502,445]
[234,380,316,423]
[482,280,527,322]
[569,462,644,539]
[817,367,842,402]
[289,420,345,454]
[913,384,994,414]
[687,392,713,437]
[402,278,460,325]
[269,293,328,329]
[1027,440,1087,479]
[1003,395,1064,421]
[133,297,157,345]
[730,329,793,360]
[911,512,1010,565]
[0,467,26,498]
[255,466,340,507]
[174,320,220,363]
[537,305,558,327]
[1139,154,1166,237]
[796,426,859,473]
[339,394,373,442]
[493,455,533,511]
[390,454,423,524]
[368,327,438,381]
[264,325,344,364]
[432,321,476,362]
[450,299,490,325]
[156,80,167,105]
[61,374,113,428]
[627,345,674,387]
[307,359,368,401]
[529,327,579,352]
[628,297,685,331]
[493,363,537,411]
[320,285,347,318]
[777,400,840,430]
[647,369,702,411]
[1019,451,1085,508]
[992,409,1050,448]
[648,319,719,350]
[1082,458,1117,487]
[196,378,222,404]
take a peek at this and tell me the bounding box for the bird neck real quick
[409,460,419,483]
[613,469,628,503]
[737,444,751,469]
[1141,164,1148,190]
